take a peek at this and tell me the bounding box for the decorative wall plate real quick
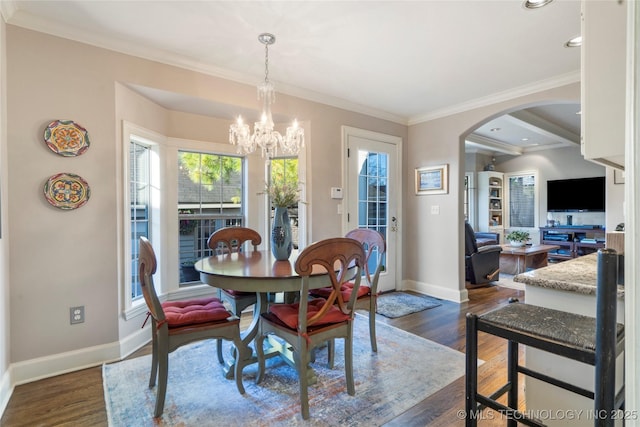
[44,120,90,156]
[44,173,91,210]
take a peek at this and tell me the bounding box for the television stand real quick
[539,226,605,261]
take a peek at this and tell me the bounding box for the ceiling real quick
[1,0,583,155]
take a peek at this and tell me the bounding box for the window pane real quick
[509,174,535,227]
[356,150,388,272]
[130,142,150,301]
[269,157,299,248]
[178,151,244,284]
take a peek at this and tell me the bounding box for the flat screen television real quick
[547,176,605,212]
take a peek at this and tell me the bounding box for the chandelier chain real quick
[264,42,269,84]
[229,33,304,159]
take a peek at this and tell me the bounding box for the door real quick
[343,127,401,293]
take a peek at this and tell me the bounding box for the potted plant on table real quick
[505,230,530,247]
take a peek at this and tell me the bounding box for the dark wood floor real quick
[1,284,525,426]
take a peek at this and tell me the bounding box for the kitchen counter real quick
[513,252,624,298]
[512,252,625,426]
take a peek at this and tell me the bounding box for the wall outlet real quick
[70,306,85,324]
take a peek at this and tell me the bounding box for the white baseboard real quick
[0,328,152,420]
[0,366,12,419]
[10,328,151,387]
[402,279,468,303]
[11,342,121,387]
[119,326,151,359]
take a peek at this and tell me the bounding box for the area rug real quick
[103,315,465,426]
[375,291,442,318]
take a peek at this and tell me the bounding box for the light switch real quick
[431,205,440,215]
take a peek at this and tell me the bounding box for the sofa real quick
[474,231,500,247]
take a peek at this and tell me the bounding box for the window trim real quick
[122,121,165,320]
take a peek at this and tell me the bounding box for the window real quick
[129,141,150,301]
[507,172,537,228]
[356,150,388,274]
[269,157,299,248]
[178,151,244,284]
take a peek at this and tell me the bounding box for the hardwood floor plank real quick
[1,285,524,426]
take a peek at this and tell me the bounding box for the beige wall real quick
[6,26,406,368]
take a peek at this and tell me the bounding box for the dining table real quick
[194,249,334,383]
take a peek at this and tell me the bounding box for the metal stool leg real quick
[595,249,619,427]
[507,340,518,427]
[466,313,478,427]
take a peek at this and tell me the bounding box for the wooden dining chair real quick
[311,228,386,353]
[138,236,246,418]
[251,237,366,420]
[207,226,261,363]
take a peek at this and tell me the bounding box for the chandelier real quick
[229,33,304,158]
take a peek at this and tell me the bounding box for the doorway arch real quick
[458,99,581,293]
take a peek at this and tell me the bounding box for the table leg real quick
[221,292,266,379]
[221,293,316,382]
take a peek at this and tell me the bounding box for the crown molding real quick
[408,71,581,126]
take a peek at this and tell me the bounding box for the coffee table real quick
[499,244,560,275]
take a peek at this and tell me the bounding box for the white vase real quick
[509,241,525,247]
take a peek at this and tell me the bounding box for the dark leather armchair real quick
[465,222,502,285]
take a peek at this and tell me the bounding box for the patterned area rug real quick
[375,292,443,318]
[103,315,465,426]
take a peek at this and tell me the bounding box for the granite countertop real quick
[513,253,625,298]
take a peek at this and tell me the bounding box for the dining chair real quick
[138,236,246,418]
[251,237,366,420]
[311,228,386,353]
[207,226,261,364]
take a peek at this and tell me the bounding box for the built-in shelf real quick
[478,171,504,242]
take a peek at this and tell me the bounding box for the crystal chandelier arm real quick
[228,33,304,159]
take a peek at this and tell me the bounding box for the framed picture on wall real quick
[614,169,625,184]
[415,164,448,195]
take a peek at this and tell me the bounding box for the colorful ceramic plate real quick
[44,173,91,210]
[44,120,90,156]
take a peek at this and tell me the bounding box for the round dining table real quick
[195,249,332,381]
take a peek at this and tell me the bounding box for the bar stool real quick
[465,249,624,427]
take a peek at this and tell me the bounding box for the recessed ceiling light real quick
[522,137,530,141]
[523,0,554,9]
[490,127,501,132]
[565,36,582,48]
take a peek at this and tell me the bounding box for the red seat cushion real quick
[162,297,232,328]
[269,298,350,330]
[311,282,371,301]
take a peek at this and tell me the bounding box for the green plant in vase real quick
[505,230,530,247]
